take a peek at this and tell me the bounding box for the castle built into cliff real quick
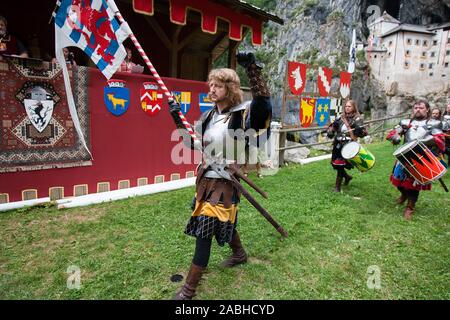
[367,11,450,96]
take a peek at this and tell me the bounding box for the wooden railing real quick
[275,112,408,165]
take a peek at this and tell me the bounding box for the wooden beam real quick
[170,25,183,78]
[178,29,201,51]
[143,16,172,50]
[209,32,229,63]
[228,40,240,70]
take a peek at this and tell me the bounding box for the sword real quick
[209,164,288,238]
[227,164,268,199]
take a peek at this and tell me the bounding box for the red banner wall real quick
[0,67,208,202]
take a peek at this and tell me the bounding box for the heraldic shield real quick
[199,93,214,113]
[23,86,54,133]
[172,91,191,115]
[315,98,331,127]
[317,67,332,97]
[287,61,307,96]
[104,79,129,116]
[300,98,316,127]
[141,82,162,117]
[339,71,352,99]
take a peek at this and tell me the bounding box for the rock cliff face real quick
[245,0,450,119]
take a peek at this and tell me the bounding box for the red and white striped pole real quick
[108,0,201,150]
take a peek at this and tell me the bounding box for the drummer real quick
[386,99,446,220]
[327,100,368,192]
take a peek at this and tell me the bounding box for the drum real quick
[341,141,376,172]
[393,140,447,184]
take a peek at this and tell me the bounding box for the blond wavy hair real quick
[207,68,243,108]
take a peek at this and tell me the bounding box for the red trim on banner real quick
[133,0,154,16]
[169,0,263,45]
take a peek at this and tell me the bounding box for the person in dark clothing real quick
[327,100,367,192]
[0,15,28,58]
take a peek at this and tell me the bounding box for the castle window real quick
[389,41,393,46]
[421,52,427,58]
[405,50,411,57]
[430,52,436,58]
[404,61,410,68]
[374,54,377,58]
[445,62,449,68]
[407,38,412,45]
[423,40,428,46]
[419,63,425,70]
[428,63,434,69]
[388,52,392,57]
[429,72,434,77]
[446,50,450,56]
[415,39,420,45]
[433,40,438,46]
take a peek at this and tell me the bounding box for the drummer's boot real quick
[334,176,343,193]
[343,171,353,186]
[396,190,407,205]
[403,199,415,220]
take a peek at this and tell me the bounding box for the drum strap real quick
[342,116,357,141]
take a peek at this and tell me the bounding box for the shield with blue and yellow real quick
[315,98,331,127]
[199,93,214,113]
[104,79,129,116]
[172,91,191,115]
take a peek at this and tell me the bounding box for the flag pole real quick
[107,0,201,150]
[48,0,62,24]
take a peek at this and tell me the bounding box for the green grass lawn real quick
[1,141,449,300]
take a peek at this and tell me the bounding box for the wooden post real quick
[279,131,286,166]
[280,62,289,128]
[228,40,239,70]
[170,26,183,78]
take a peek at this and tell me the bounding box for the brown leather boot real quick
[343,173,353,186]
[221,231,248,268]
[174,263,205,300]
[334,176,343,192]
[403,199,415,220]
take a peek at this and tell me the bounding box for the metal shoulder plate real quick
[427,119,443,134]
[399,119,410,127]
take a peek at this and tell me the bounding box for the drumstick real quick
[438,178,449,192]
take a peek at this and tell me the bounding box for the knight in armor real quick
[386,100,446,220]
[327,100,367,192]
[168,52,272,300]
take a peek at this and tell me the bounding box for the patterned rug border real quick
[0,64,92,172]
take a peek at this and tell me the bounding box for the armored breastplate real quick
[443,115,450,131]
[202,110,241,179]
[403,119,442,143]
[203,110,230,156]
